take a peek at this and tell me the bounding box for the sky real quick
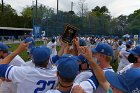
[4,0,140,17]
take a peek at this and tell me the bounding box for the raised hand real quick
[72,85,85,93]
[59,38,68,48]
[80,46,93,62]
[15,42,30,54]
[73,37,80,47]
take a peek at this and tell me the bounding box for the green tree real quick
[125,9,140,34]
[21,6,32,18]
[0,3,17,15]
[88,6,111,35]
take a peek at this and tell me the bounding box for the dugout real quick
[0,27,32,39]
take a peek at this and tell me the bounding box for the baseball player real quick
[0,43,25,93]
[90,43,114,93]
[47,37,57,58]
[105,45,140,93]
[117,41,132,72]
[71,43,114,93]
[0,43,58,93]
[46,54,99,93]
[70,43,116,93]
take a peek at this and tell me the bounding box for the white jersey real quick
[22,60,35,67]
[0,55,25,93]
[118,49,130,72]
[46,90,61,93]
[93,67,114,93]
[5,65,58,93]
[78,76,98,93]
[9,55,25,66]
[23,60,53,69]
[74,70,93,84]
[47,42,57,57]
[119,63,133,74]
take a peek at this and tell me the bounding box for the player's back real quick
[8,65,58,93]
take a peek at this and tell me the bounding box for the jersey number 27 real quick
[34,80,55,93]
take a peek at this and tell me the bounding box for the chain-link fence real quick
[32,2,96,37]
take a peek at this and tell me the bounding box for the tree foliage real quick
[1,3,140,36]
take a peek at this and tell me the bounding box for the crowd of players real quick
[0,35,139,93]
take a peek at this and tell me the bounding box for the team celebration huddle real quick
[0,24,140,93]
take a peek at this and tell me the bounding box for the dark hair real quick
[126,44,131,49]
[51,38,55,43]
[1,50,8,53]
[33,59,49,68]
[123,38,126,41]
[58,72,75,82]
[118,41,122,46]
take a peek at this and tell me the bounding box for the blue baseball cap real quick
[59,54,88,64]
[79,39,86,46]
[126,41,133,46]
[0,43,10,51]
[91,43,113,56]
[114,36,119,39]
[32,46,51,64]
[78,54,88,64]
[25,37,35,43]
[105,68,140,93]
[58,54,81,62]
[57,55,79,80]
[129,45,140,56]
[25,37,35,49]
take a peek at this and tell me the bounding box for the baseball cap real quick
[59,54,88,64]
[91,43,113,56]
[105,68,140,93]
[126,41,133,46]
[57,55,79,80]
[79,39,86,46]
[0,43,10,51]
[32,46,51,64]
[78,54,88,64]
[59,54,80,61]
[25,37,35,49]
[129,45,140,56]
[114,36,119,39]
[25,37,35,43]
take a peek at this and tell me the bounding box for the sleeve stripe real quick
[6,66,14,79]
[50,58,53,64]
[89,77,99,88]
[87,79,97,90]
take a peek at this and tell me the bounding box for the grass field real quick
[7,41,61,62]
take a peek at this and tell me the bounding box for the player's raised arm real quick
[0,42,29,64]
[80,46,110,91]
[58,38,68,57]
[50,38,68,64]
